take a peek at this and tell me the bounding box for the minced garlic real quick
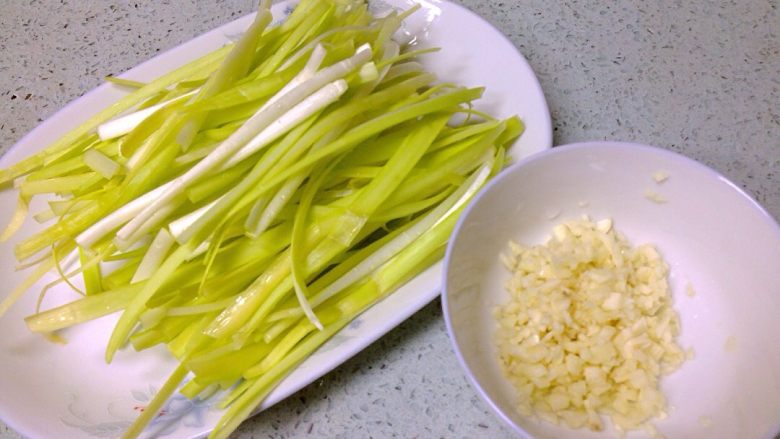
[644,190,667,203]
[495,217,685,433]
[652,171,669,183]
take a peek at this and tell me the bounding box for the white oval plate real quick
[0,1,551,438]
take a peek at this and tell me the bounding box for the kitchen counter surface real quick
[0,1,777,438]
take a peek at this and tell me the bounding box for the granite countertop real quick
[0,1,777,438]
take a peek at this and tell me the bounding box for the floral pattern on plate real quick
[61,384,215,438]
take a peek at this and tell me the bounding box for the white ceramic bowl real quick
[442,141,780,439]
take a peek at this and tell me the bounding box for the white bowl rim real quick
[440,140,780,438]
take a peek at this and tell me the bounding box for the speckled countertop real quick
[0,1,778,438]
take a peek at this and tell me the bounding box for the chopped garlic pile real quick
[495,217,685,433]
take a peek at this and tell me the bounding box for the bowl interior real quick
[443,141,780,439]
